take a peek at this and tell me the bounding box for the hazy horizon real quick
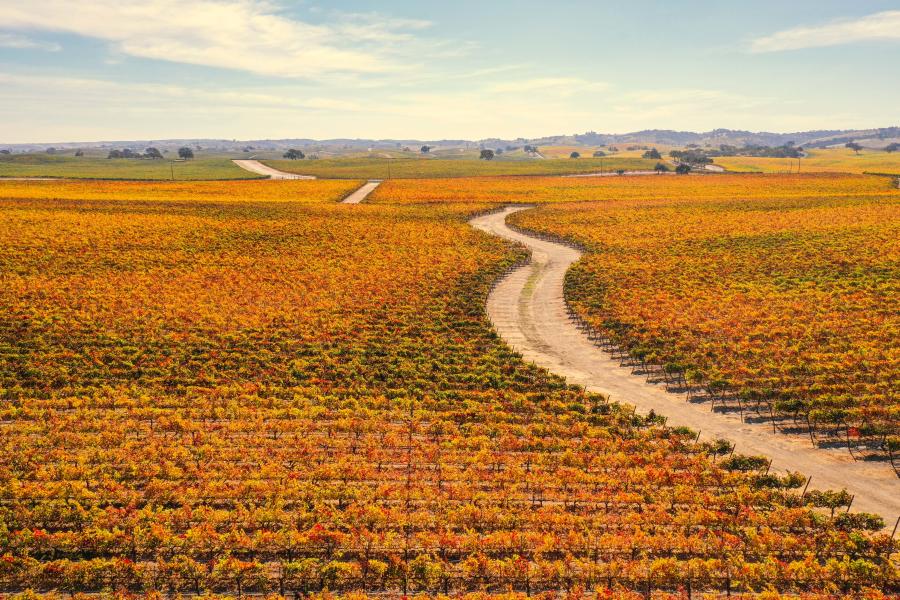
[2,1,899,143]
[3,125,900,148]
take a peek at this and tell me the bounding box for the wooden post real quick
[769,402,777,434]
[801,476,812,500]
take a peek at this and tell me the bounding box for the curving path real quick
[470,205,900,525]
[232,159,316,180]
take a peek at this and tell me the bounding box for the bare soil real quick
[342,180,382,204]
[232,159,316,179]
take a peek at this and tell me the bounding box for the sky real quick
[1,0,899,143]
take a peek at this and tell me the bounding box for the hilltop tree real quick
[144,147,163,159]
[845,141,863,154]
[676,163,692,175]
[654,162,670,173]
[178,147,194,160]
[283,149,305,160]
[885,142,899,153]
[479,149,495,160]
[420,145,431,154]
[74,150,84,157]
[643,148,662,159]
[570,151,580,159]
[670,149,712,165]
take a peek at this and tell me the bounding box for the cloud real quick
[751,10,900,53]
[0,0,436,78]
[0,68,887,143]
[0,32,60,51]
[0,72,362,112]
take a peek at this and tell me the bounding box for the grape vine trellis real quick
[0,180,897,597]
[509,186,899,471]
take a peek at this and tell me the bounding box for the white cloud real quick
[0,73,885,143]
[0,72,362,112]
[0,0,436,77]
[0,32,60,51]
[751,10,900,53]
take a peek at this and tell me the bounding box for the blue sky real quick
[1,1,898,142]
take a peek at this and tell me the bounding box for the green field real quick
[0,153,263,180]
[264,155,661,179]
[714,147,900,175]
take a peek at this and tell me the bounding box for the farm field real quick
[0,153,263,180]
[0,178,363,204]
[1,179,897,597]
[714,148,900,175]
[508,177,899,460]
[536,145,671,159]
[372,172,898,204]
[264,155,659,179]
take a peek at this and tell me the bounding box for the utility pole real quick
[170,161,175,181]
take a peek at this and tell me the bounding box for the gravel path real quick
[230,160,379,203]
[232,159,315,179]
[470,205,900,526]
[342,180,381,204]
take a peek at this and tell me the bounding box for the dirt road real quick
[342,180,381,204]
[232,159,315,179]
[470,205,899,525]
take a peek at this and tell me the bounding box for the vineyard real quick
[263,156,658,180]
[372,173,899,205]
[713,148,900,176]
[0,154,265,181]
[0,179,897,598]
[509,180,899,467]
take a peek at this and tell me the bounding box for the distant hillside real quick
[569,127,900,148]
[3,127,897,153]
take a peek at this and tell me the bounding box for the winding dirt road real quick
[232,159,316,180]
[470,205,899,525]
